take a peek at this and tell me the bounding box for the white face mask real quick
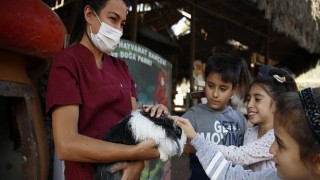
[90,12,123,54]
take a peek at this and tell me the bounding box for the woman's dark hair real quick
[275,87,320,167]
[69,0,130,44]
[250,68,298,101]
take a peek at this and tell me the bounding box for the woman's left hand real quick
[141,104,170,118]
[111,161,145,180]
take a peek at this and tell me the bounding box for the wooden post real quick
[130,0,138,42]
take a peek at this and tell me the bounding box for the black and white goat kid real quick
[93,109,187,180]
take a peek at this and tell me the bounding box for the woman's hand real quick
[134,139,160,160]
[111,161,145,180]
[111,139,159,180]
[170,116,197,141]
[141,104,170,118]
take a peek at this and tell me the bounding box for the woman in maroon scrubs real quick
[46,0,169,179]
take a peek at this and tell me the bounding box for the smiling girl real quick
[216,68,298,171]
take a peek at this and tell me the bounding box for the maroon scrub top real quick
[46,43,137,180]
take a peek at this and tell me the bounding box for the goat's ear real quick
[139,110,148,116]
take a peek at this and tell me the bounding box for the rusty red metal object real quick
[0,0,66,59]
[0,1,66,179]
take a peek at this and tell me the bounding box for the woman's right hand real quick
[134,139,160,160]
[141,104,170,118]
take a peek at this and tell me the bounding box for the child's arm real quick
[192,134,277,179]
[216,131,274,166]
[173,116,277,180]
[181,107,198,154]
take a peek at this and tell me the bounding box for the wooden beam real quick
[183,0,268,38]
[130,0,138,42]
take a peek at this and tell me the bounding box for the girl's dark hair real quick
[69,0,130,44]
[250,68,298,101]
[238,58,253,99]
[275,87,320,166]
[205,53,251,87]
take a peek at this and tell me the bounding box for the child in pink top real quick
[217,68,298,171]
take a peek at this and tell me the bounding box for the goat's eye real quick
[175,127,181,135]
